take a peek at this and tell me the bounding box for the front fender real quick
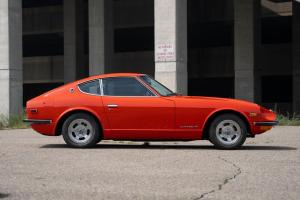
[201,108,254,139]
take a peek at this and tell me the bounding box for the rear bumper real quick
[253,121,279,126]
[23,119,52,124]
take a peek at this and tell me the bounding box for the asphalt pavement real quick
[0,127,299,200]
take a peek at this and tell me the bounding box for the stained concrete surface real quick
[0,127,299,200]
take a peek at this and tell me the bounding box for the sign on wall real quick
[155,43,176,62]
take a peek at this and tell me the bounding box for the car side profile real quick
[24,73,278,149]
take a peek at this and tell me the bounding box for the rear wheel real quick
[209,114,247,149]
[62,113,101,148]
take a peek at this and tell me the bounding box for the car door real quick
[101,76,175,140]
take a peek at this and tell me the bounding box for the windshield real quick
[139,75,176,96]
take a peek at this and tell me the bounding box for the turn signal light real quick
[260,126,272,131]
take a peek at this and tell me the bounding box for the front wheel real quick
[62,113,101,148]
[209,114,247,149]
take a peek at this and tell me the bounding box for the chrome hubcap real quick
[216,120,241,145]
[68,119,93,144]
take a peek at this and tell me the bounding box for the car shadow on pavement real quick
[0,193,10,199]
[40,144,297,151]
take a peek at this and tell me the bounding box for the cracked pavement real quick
[193,156,242,200]
[0,127,299,200]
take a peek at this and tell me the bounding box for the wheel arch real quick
[201,109,252,140]
[54,108,103,136]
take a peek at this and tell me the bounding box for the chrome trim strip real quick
[180,125,199,128]
[101,95,160,98]
[100,78,104,96]
[77,87,102,96]
[23,119,52,124]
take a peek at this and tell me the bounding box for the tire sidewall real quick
[62,113,100,148]
[209,114,247,149]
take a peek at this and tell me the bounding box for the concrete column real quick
[154,0,188,95]
[234,0,261,102]
[89,0,113,75]
[0,0,23,117]
[293,0,300,114]
[63,0,85,83]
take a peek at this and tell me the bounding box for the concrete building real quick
[0,0,299,117]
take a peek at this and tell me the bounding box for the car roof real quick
[75,73,145,84]
[98,73,143,78]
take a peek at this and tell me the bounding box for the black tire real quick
[208,114,247,149]
[62,113,101,148]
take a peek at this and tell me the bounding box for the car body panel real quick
[25,73,277,140]
[101,96,177,139]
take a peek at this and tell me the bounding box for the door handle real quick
[107,104,118,108]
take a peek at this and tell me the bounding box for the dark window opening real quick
[188,77,234,98]
[23,0,63,8]
[23,33,63,57]
[261,75,292,103]
[114,27,154,52]
[188,21,233,48]
[261,16,291,44]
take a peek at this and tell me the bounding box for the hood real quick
[169,95,260,111]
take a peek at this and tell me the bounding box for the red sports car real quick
[24,73,278,149]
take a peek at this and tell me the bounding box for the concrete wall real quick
[23,5,63,84]
[0,0,23,117]
[23,0,154,83]
[22,1,292,80]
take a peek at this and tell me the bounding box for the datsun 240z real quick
[24,73,278,149]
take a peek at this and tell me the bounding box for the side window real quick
[102,77,154,96]
[78,80,100,95]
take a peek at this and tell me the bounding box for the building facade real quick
[0,0,299,117]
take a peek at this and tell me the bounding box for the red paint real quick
[25,73,277,139]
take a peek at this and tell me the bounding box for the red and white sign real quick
[155,43,176,62]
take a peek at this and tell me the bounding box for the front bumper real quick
[23,119,52,124]
[253,121,279,126]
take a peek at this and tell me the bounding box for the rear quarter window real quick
[78,80,100,95]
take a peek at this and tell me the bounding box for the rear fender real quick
[54,107,108,136]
